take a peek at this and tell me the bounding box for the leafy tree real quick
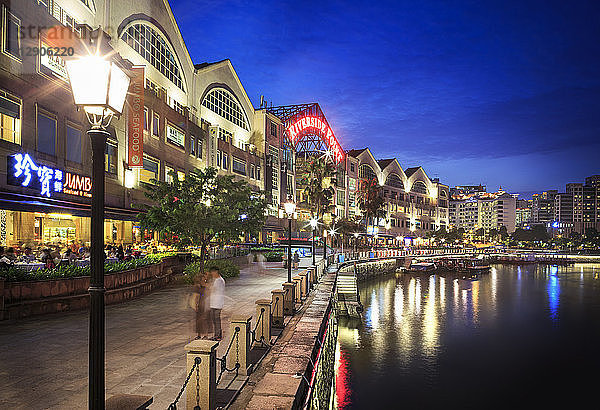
[139,167,267,271]
[296,155,337,226]
[358,178,386,232]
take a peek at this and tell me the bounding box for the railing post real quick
[228,315,252,375]
[308,266,316,289]
[299,271,308,299]
[184,339,218,410]
[254,299,271,345]
[292,276,302,302]
[271,289,285,327]
[282,282,295,315]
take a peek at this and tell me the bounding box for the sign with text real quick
[286,116,344,162]
[128,66,145,168]
[7,154,92,199]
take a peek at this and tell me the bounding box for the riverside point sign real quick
[7,153,92,198]
[286,116,344,162]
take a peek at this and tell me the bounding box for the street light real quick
[66,54,130,410]
[309,217,318,266]
[283,198,296,283]
[353,232,359,259]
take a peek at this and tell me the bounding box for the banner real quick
[128,67,144,168]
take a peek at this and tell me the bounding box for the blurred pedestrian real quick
[208,266,225,340]
[293,250,300,269]
[191,269,210,339]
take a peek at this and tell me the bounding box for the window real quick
[3,9,21,59]
[165,165,175,183]
[173,100,185,116]
[337,190,345,206]
[201,88,249,130]
[105,139,118,174]
[121,23,185,90]
[272,167,278,190]
[197,138,203,158]
[287,174,293,196]
[218,128,233,143]
[350,163,355,173]
[216,150,221,167]
[411,180,428,194]
[190,136,195,156]
[386,173,404,189]
[143,108,150,131]
[359,164,377,182]
[222,153,229,170]
[250,164,256,179]
[37,110,56,155]
[232,157,246,175]
[166,123,185,147]
[140,155,160,184]
[0,90,21,144]
[66,125,82,163]
[270,122,277,136]
[177,170,185,181]
[152,114,160,137]
[256,166,261,181]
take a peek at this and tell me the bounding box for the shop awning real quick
[0,191,141,221]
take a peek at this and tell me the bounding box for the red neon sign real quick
[286,116,344,162]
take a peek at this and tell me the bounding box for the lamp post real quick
[66,55,130,410]
[353,232,359,259]
[309,217,318,266]
[283,198,296,283]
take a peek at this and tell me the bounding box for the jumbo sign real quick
[286,116,344,162]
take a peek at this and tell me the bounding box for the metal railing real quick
[168,356,201,410]
[216,327,240,385]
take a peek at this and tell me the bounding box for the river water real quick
[334,264,600,409]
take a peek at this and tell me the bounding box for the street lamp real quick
[66,54,130,410]
[283,198,296,283]
[309,217,318,266]
[353,232,359,259]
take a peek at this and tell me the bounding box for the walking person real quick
[293,250,300,269]
[208,266,225,340]
[191,269,210,339]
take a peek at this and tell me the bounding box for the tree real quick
[358,178,386,232]
[139,167,267,271]
[296,154,337,234]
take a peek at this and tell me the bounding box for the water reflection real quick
[336,264,600,409]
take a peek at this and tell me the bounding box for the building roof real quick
[346,148,368,158]
[377,159,395,169]
[404,167,421,178]
[194,59,230,70]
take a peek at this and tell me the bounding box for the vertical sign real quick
[128,67,144,168]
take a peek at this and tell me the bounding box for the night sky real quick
[170,0,600,198]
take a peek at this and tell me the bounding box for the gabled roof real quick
[346,148,368,158]
[404,167,422,178]
[194,59,229,70]
[377,159,395,170]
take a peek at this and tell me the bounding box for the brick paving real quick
[0,258,313,409]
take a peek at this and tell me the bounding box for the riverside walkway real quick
[0,258,312,409]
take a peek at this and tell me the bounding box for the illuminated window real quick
[222,152,229,170]
[105,139,118,174]
[202,88,249,130]
[216,150,221,167]
[190,136,195,156]
[337,190,345,206]
[386,173,404,189]
[37,1,82,36]
[270,122,277,136]
[411,180,428,194]
[166,123,185,147]
[232,157,246,175]
[66,125,81,163]
[218,127,233,143]
[359,164,377,182]
[121,23,184,90]
[197,138,203,159]
[0,90,21,144]
[250,164,256,179]
[256,166,261,180]
[3,9,21,60]
[140,155,160,184]
[37,110,56,155]
[165,165,174,183]
[143,108,149,131]
[152,113,160,137]
[177,170,185,181]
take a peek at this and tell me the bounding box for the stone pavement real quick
[0,258,313,409]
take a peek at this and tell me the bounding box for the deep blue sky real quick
[170,0,600,198]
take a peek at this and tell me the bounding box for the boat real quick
[405,262,437,274]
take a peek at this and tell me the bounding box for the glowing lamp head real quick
[354,233,359,238]
[124,169,135,189]
[66,55,130,117]
[309,218,319,229]
[283,200,296,217]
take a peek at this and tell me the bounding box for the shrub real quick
[264,251,284,262]
[182,258,241,284]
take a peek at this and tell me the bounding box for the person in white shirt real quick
[208,267,225,340]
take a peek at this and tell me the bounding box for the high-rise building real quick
[531,190,558,223]
[551,176,600,235]
[449,191,517,233]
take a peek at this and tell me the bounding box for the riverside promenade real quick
[0,258,313,409]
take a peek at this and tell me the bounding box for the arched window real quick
[202,88,249,130]
[411,180,428,194]
[440,190,447,198]
[359,164,377,182]
[121,23,185,90]
[386,173,404,189]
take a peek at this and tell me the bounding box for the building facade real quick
[551,175,600,236]
[449,191,517,233]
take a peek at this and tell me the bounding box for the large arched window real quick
[121,23,185,90]
[201,88,249,130]
[386,173,404,189]
[411,180,428,194]
[359,164,377,182]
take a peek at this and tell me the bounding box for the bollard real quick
[298,271,308,299]
[308,266,316,289]
[184,339,218,410]
[292,276,302,303]
[228,315,252,376]
[254,299,271,345]
[271,289,285,327]
[282,282,295,315]
[0,277,4,321]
